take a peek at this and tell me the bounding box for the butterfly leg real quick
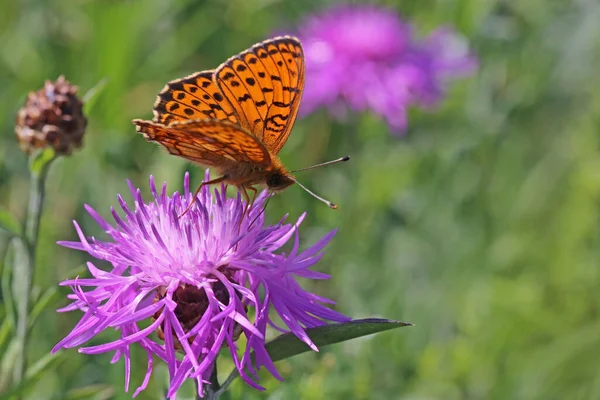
[246,186,258,210]
[179,175,228,219]
[247,192,272,231]
[236,185,258,233]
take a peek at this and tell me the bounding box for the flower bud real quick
[15,75,87,155]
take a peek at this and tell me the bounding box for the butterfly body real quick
[134,36,304,200]
[213,156,294,193]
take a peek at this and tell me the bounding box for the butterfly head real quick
[266,170,295,193]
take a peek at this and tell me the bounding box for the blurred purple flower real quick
[53,171,348,398]
[297,5,477,133]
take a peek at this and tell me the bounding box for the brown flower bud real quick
[15,75,87,155]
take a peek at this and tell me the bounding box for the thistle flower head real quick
[54,171,348,397]
[297,4,477,133]
[15,75,87,155]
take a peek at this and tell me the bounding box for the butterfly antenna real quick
[294,179,338,209]
[291,156,350,173]
[289,156,350,209]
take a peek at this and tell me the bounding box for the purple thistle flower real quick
[53,171,349,398]
[296,4,477,133]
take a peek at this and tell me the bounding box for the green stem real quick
[12,154,54,385]
[199,362,221,400]
[216,369,238,398]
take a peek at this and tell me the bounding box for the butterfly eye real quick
[266,171,295,192]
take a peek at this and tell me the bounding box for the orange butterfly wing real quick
[133,119,271,168]
[136,36,304,174]
[152,71,239,126]
[214,36,305,155]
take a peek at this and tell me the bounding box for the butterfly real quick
[133,36,347,211]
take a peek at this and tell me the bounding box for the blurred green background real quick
[2,0,600,399]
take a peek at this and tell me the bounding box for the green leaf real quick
[9,236,30,318]
[28,286,59,328]
[0,207,21,237]
[82,77,109,115]
[29,148,56,176]
[65,384,116,400]
[0,351,65,397]
[1,237,21,331]
[25,352,64,379]
[0,340,19,392]
[266,318,413,363]
[218,318,412,395]
[0,318,12,351]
